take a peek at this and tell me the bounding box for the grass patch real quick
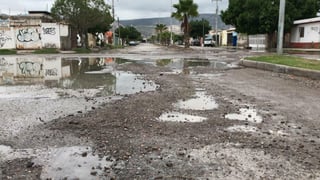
[73,48,92,54]
[246,55,320,71]
[33,48,59,54]
[0,49,17,55]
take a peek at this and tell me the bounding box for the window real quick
[299,27,304,38]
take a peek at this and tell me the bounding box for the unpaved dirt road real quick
[1,44,320,179]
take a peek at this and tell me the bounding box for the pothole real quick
[175,91,218,110]
[0,145,115,180]
[225,107,263,123]
[158,112,207,123]
[226,125,259,133]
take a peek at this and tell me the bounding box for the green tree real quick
[189,19,211,39]
[172,0,199,48]
[115,26,142,45]
[221,0,320,35]
[51,0,112,48]
[155,24,168,45]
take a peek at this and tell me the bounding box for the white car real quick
[204,37,215,47]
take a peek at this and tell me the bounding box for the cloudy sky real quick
[0,0,229,20]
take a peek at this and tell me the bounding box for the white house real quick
[290,17,320,48]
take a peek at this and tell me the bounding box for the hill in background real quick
[120,14,232,38]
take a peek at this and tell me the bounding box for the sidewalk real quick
[239,59,320,80]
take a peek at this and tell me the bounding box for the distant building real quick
[0,11,71,50]
[290,17,320,48]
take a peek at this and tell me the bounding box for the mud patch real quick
[188,143,320,179]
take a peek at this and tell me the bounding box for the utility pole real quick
[212,0,221,46]
[277,0,286,54]
[170,0,173,45]
[112,0,116,46]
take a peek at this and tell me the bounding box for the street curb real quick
[239,59,320,80]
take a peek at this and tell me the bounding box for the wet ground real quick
[1,43,320,179]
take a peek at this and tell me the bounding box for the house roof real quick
[294,17,320,25]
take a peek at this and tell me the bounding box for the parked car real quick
[204,37,215,47]
[129,41,138,46]
[191,39,201,46]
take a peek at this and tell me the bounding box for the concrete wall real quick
[42,23,61,49]
[0,27,15,49]
[15,26,42,49]
[0,17,70,50]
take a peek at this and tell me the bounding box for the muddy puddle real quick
[155,58,238,74]
[225,107,263,123]
[0,145,115,179]
[158,112,207,123]
[226,125,259,133]
[175,91,218,110]
[0,57,158,96]
[159,91,217,123]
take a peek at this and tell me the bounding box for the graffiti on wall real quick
[45,68,58,76]
[0,57,8,72]
[18,61,42,76]
[43,27,56,35]
[0,31,12,47]
[17,28,41,42]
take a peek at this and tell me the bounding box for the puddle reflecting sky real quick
[225,107,263,123]
[159,112,207,123]
[175,91,218,110]
[0,57,157,96]
[155,58,237,74]
[0,145,114,180]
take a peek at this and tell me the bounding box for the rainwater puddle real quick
[0,145,114,180]
[0,57,158,96]
[225,107,263,123]
[158,112,207,123]
[226,125,259,133]
[112,71,157,95]
[155,58,237,74]
[175,91,218,110]
[35,146,114,180]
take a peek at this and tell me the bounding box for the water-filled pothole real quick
[226,125,259,133]
[158,112,207,122]
[175,91,218,110]
[0,145,115,180]
[225,107,263,123]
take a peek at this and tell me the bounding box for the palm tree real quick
[172,0,199,48]
[155,24,168,45]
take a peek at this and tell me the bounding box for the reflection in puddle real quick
[35,146,113,180]
[0,57,158,96]
[225,108,263,123]
[175,91,218,110]
[112,71,157,95]
[159,112,207,122]
[0,145,114,180]
[155,58,237,74]
[226,125,259,133]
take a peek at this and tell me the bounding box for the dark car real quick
[191,39,201,46]
[129,41,138,46]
